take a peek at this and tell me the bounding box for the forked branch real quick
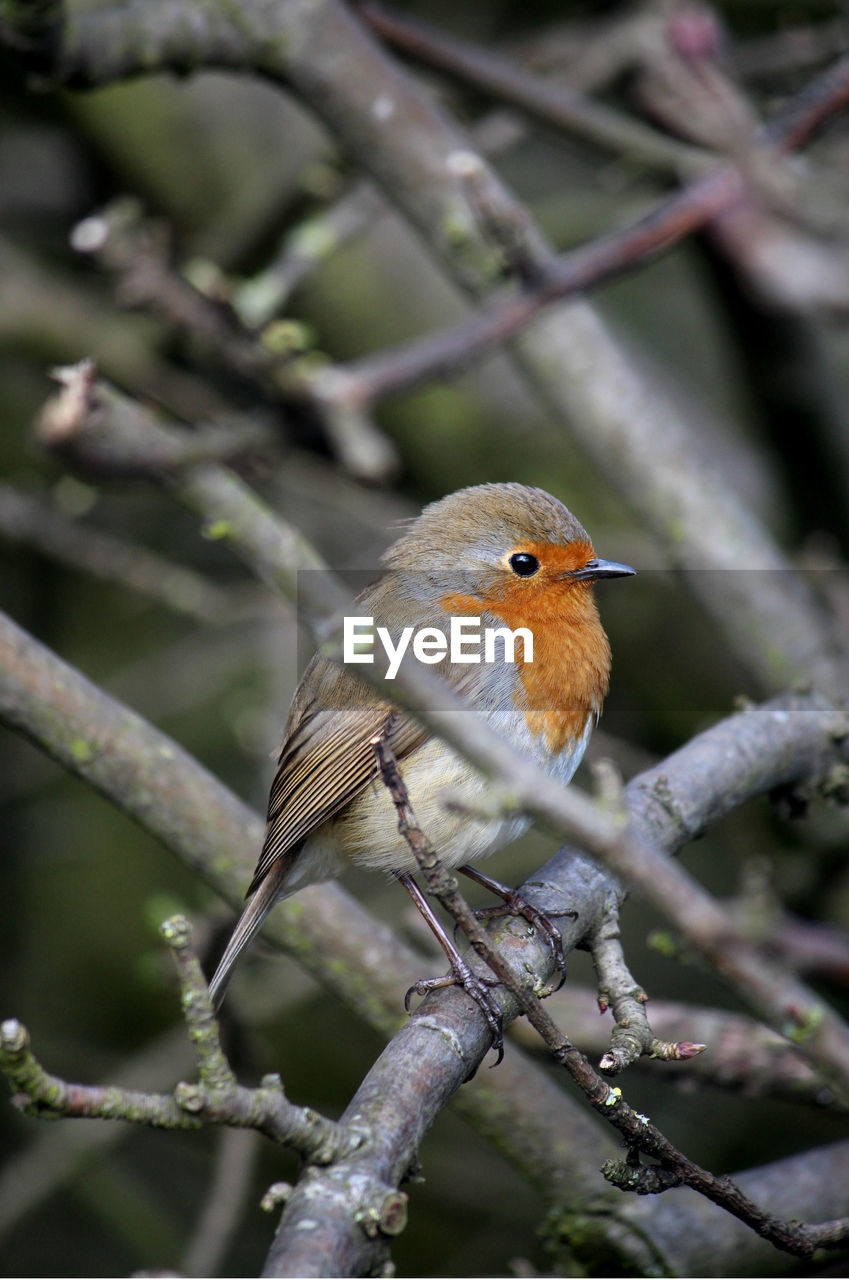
[0,917,350,1164]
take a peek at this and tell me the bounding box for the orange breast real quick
[442,540,612,756]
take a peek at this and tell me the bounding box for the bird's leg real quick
[458,865,574,989]
[397,872,504,1063]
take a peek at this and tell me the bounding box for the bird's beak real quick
[569,558,636,582]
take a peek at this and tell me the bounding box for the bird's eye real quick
[509,552,540,577]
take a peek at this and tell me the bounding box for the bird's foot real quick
[405,958,504,1063]
[461,867,575,990]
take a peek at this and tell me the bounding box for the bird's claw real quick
[405,961,504,1063]
[467,894,574,991]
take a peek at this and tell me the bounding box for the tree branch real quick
[588,896,705,1073]
[355,740,847,1269]
[512,985,849,1114]
[31,364,849,1109]
[0,601,622,1237]
[606,1141,849,1279]
[71,200,400,483]
[2,3,847,1272]
[357,0,711,178]
[5,577,849,1269]
[11,0,847,698]
[1,916,349,1162]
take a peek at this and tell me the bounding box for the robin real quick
[208,483,634,1047]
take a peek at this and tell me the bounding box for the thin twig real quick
[331,49,849,409]
[233,179,385,328]
[322,166,745,408]
[634,21,849,315]
[71,199,400,483]
[588,900,705,1073]
[358,0,710,178]
[510,985,849,1114]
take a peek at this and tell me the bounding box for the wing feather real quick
[247,697,425,895]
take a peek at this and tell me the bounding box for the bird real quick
[208,483,634,1046]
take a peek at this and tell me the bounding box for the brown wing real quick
[247,691,425,896]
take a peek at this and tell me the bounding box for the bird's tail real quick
[207,870,286,1010]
